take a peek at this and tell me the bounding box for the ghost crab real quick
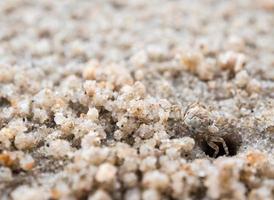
[183,102,230,158]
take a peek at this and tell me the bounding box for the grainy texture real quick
[0,0,273,200]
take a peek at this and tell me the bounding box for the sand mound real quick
[0,0,273,199]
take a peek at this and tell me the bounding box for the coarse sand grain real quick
[0,0,273,199]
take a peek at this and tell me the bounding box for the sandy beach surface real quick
[0,0,273,199]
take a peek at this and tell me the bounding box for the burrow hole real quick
[200,132,242,158]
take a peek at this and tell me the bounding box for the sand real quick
[0,0,273,199]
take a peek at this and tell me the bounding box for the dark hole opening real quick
[68,101,89,117]
[44,113,56,128]
[190,183,207,200]
[0,97,11,107]
[201,133,242,158]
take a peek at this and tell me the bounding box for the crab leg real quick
[208,141,219,158]
[209,136,229,157]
